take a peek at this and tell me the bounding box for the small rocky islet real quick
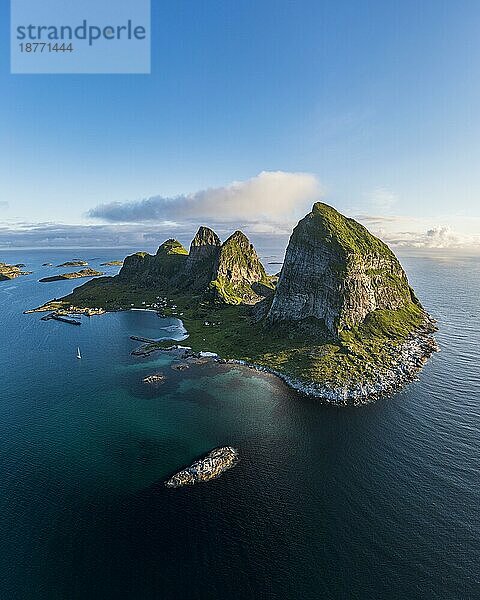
[39,268,105,283]
[27,202,439,404]
[56,260,88,267]
[165,447,239,488]
[0,262,32,281]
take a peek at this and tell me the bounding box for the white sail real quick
[77,347,81,359]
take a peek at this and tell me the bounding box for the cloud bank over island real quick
[0,171,478,252]
[88,171,322,226]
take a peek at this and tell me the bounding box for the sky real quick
[1,0,480,252]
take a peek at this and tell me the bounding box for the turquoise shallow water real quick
[0,249,478,599]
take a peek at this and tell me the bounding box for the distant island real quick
[39,268,104,283]
[0,262,31,281]
[28,203,438,403]
[100,261,124,266]
[56,260,88,267]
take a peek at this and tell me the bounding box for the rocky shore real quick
[39,268,104,282]
[229,322,439,405]
[24,302,105,316]
[56,260,88,267]
[0,262,31,281]
[165,447,239,488]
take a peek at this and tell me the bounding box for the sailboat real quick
[76,347,82,359]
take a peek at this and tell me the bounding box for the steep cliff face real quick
[267,202,419,336]
[210,230,272,304]
[183,226,221,288]
[118,239,188,287]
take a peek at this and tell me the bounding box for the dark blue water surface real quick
[0,249,478,599]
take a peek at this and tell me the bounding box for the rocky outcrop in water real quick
[165,447,239,488]
[267,202,421,336]
[39,268,104,282]
[0,262,31,281]
[57,261,88,267]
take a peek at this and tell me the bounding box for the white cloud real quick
[88,171,322,225]
[419,227,464,248]
[357,214,480,251]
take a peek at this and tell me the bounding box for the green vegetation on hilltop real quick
[209,230,274,304]
[157,239,188,256]
[311,202,397,259]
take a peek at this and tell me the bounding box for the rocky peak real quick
[210,230,271,304]
[184,227,221,281]
[214,230,267,284]
[156,239,188,256]
[119,240,188,287]
[266,202,419,336]
[190,226,221,251]
[115,228,273,305]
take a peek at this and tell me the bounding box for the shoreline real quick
[30,302,439,404]
[226,327,439,406]
[138,319,439,406]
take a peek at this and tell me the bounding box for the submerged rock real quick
[165,447,239,488]
[171,363,190,371]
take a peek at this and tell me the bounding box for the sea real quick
[0,249,478,600]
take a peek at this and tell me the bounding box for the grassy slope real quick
[311,202,397,258]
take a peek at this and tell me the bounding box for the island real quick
[165,447,239,488]
[100,260,124,266]
[27,202,439,404]
[0,262,32,281]
[56,260,88,267]
[39,268,104,283]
